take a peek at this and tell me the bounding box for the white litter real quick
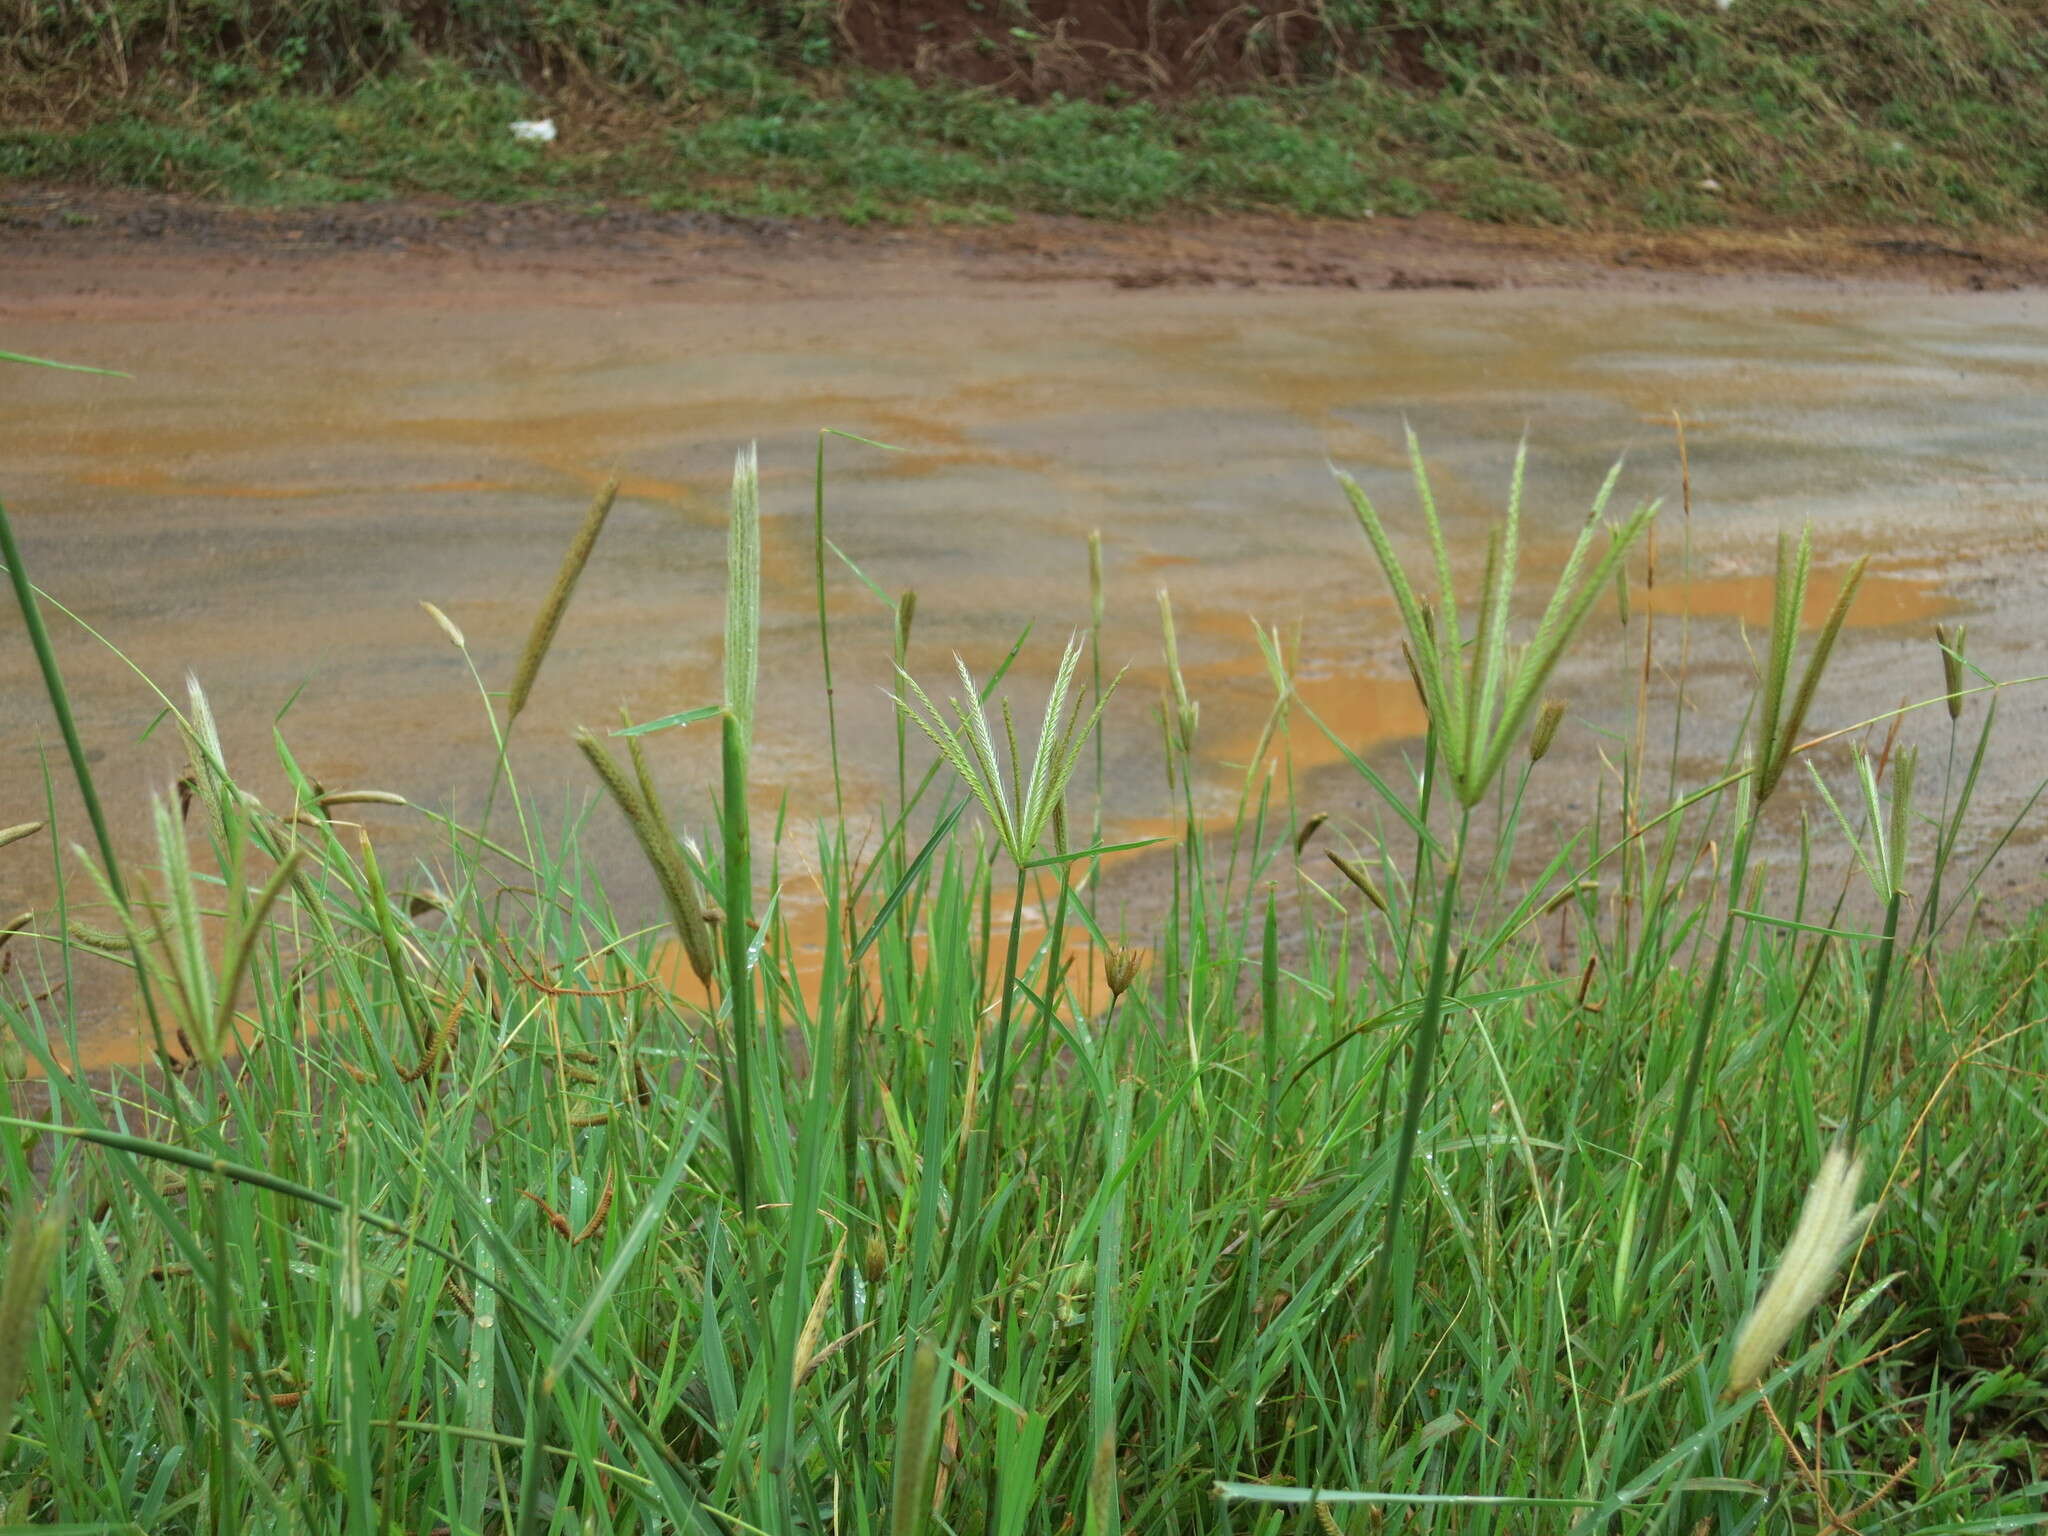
[510,119,558,145]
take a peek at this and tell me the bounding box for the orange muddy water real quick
[5,226,2047,1066]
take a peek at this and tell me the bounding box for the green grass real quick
[4,1,2048,227]
[2,425,2047,1533]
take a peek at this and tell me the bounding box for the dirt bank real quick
[8,185,2048,303]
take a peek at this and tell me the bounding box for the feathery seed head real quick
[420,601,466,650]
[1336,437,1654,808]
[892,634,1118,868]
[1724,1144,1877,1398]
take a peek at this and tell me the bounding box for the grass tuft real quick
[9,3,2048,228]
[1,432,2045,1531]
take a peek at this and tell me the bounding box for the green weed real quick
[6,2,2048,226]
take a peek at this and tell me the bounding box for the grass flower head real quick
[1725,1143,1878,1397]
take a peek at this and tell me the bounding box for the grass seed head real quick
[862,1234,890,1284]
[0,1197,62,1455]
[1104,944,1142,998]
[1293,810,1328,854]
[1158,587,1198,752]
[1936,622,1968,719]
[1529,697,1568,763]
[508,474,619,723]
[1326,851,1390,915]
[1088,529,1105,629]
[420,600,466,650]
[1724,1143,1877,1398]
[1754,537,1866,804]
[574,728,715,985]
[895,589,918,662]
[893,634,1117,867]
[1336,443,1652,807]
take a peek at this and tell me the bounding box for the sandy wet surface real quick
[4,202,2047,1064]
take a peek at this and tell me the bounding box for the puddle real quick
[1637,568,1948,628]
[5,263,2046,1067]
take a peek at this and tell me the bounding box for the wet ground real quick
[5,194,2048,1065]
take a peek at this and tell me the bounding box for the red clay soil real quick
[834,0,1419,96]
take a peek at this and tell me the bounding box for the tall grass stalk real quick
[1338,437,1652,1375]
[1,497,176,1064]
[1808,746,1917,1148]
[1632,531,1865,1288]
[721,445,763,1231]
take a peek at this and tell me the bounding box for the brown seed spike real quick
[1293,811,1328,854]
[398,994,462,1083]
[1326,852,1390,915]
[519,1190,573,1242]
[1104,945,1142,998]
[1528,698,1567,764]
[573,1169,615,1246]
[861,1234,889,1283]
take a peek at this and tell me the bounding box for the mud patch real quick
[0,184,794,255]
[8,186,2048,297]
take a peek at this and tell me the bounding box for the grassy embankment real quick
[4,1,2048,228]
[0,381,2045,1529]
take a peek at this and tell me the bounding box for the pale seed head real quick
[1724,1143,1878,1398]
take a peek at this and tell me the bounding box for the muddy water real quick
[6,252,2048,1064]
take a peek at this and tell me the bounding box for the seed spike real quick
[508,474,619,723]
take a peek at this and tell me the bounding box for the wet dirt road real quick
[5,207,2048,1064]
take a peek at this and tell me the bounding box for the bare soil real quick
[7,184,2048,300]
